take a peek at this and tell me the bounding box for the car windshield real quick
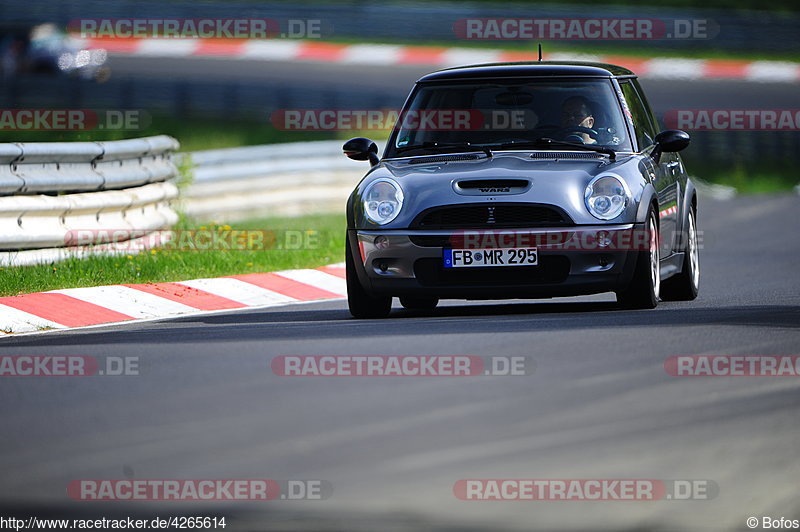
[386,79,632,157]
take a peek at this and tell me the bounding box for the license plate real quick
[443,248,538,268]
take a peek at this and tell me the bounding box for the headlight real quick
[57,52,74,71]
[585,175,629,220]
[74,49,91,68]
[90,48,108,65]
[363,178,404,225]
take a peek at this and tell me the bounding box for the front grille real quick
[414,256,571,286]
[411,203,573,229]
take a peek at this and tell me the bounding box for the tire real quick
[399,296,439,310]
[616,207,660,310]
[346,240,392,319]
[660,204,699,301]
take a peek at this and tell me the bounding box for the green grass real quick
[691,168,799,194]
[0,115,340,152]
[0,213,345,297]
[0,114,390,152]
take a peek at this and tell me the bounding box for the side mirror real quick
[654,128,690,154]
[652,130,689,163]
[343,137,379,166]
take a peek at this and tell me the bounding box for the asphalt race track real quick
[1,191,798,530]
[105,55,800,115]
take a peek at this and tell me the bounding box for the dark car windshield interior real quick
[387,79,632,157]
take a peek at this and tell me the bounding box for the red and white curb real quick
[0,263,346,336]
[82,38,800,82]
[659,205,678,218]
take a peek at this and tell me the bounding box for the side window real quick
[619,81,657,151]
[632,79,664,132]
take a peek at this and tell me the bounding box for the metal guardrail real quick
[190,141,358,182]
[180,140,739,224]
[0,137,363,267]
[181,140,367,221]
[0,135,179,195]
[0,135,180,266]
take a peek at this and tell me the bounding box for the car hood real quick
[352,152,648,228]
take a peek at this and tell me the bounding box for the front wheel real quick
[616,207,660,310]
[346,240,392,319]
[660,205,699,301]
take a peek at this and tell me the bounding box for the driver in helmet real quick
[560,96,597,144]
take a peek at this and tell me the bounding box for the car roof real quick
[418,61,636,82]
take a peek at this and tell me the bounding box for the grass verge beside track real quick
[0,115,339,151]
[692,168,797,194]
[0,213,346,297]
[0,114,389,152]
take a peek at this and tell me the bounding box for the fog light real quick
[374,235,390,250]
[599,255,609,267]
[379,262,389,272]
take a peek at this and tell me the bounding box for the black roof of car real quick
[418,61,636,83]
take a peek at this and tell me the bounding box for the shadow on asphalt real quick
[5,303,798,347]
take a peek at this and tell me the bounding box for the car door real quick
[634,78,688,253]
[633,80,689,252]
[618,79,678,259]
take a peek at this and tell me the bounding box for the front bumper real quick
[348,225,643,299]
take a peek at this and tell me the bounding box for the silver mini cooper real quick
[343,62,700,318]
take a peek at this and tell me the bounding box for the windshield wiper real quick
[490,138,616,160]
[394,141,492,158]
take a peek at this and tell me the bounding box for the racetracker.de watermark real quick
[454,479,718,500]
[270,109,537,131]
[0,109,149,131]
[0,356,138,377]
[67,479,332,501]
[63,229,321,251]
[665,356,800,377]
[664,109,800,131]
[445,227,700,252]
[68,18,328,40]
[453,18,717,40]
[271,355,533,376]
